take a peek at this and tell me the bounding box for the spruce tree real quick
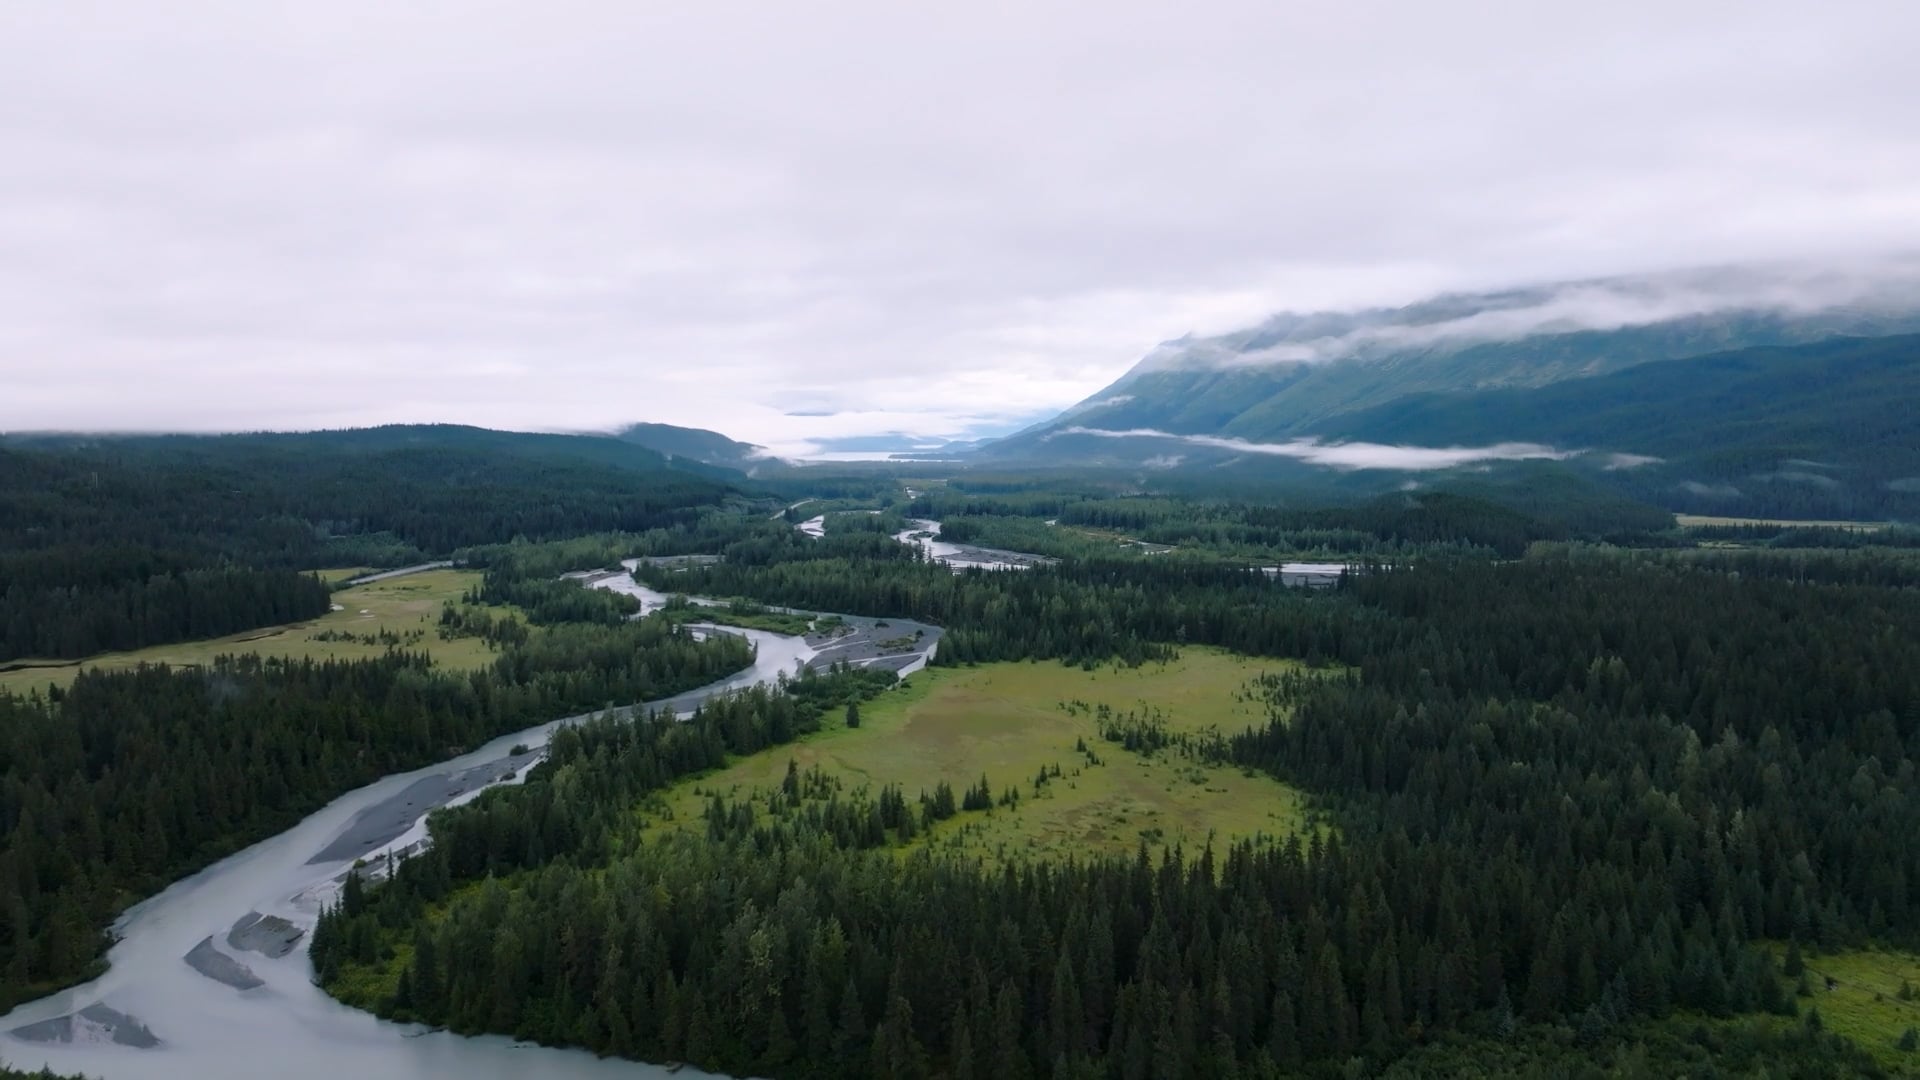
[835,977,867,1061]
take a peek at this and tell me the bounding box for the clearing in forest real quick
[649,648,1321,863]
[0,569,511,695]
[1769,946,1920,1070]
[1675,514,1887,531]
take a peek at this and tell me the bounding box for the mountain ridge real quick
[982,267,1920,474]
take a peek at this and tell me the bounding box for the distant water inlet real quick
[1259,562,1350,588]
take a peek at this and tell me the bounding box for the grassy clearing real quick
[0,569,510,696]
[650,648,1320,864]
[1676,514,1888,531]
[1775,946,1920,1069]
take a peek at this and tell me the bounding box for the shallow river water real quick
[890,518,1052,571]
[0,577,849,1080]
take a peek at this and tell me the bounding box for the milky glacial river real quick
[0,571,886,1080]
[890,518,1053,571]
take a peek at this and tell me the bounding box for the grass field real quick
[1676,514,1888,531]
[649,648,1320,864]
[0,569,508,696]
[1782,946,1920,1069]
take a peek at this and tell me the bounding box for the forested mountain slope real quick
[1313,334,1920,520]
[1314,333,1918,458]
[983,270,1920,473]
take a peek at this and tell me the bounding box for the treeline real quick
[471,575,641,625]
[1685,523,1920,549]
[0,566,331,663]
[0,614,752,1010]
[906,489,1675,560]
[638,551,1335,668]
[0,428,736,660]
[1558,543,1920,591]
[1376,1019,1883,1077]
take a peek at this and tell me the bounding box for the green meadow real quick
[648,647,1321,864]
[0,569,510,695]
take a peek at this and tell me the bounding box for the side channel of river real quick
[0,565,940,1080]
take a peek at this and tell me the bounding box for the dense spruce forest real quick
[5,431,1920,1075]
[0,584,753,1010]
[312,518,1920,1077]
[0,428,735,661]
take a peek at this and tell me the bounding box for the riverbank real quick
[0,568,940,1079]
[892,518,1056,571]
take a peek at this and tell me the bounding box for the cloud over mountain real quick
[1053,427,1573,470]
[1134,257,1920,373]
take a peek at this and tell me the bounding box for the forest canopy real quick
[0,428,738,661]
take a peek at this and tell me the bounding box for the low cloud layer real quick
[2,3,1919,453]
[1056,427,1574,471]
[1138,258,1920,371]
[1679,481,1744,500]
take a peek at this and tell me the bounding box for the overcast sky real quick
[3,1,1917,456]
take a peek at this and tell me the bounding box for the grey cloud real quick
[2,2,1918,452]
[1754,470,1841,489]
[1139,258,1920,372]
[1679,481,1744,499]
[1602,453,1663,470]
[1054,427,1574,471]
[1057,395,1136,416]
